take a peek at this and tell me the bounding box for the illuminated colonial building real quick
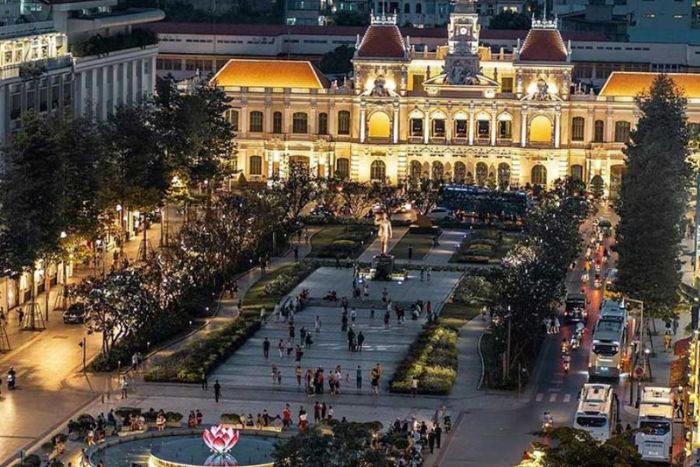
[213,0,700,197]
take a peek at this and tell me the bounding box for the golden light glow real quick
[600,72,700,98]
[364,76,397,94]
[368,112,391,138]
[529,115,552,143]
[526,79,558,97]
[212,59,328,89]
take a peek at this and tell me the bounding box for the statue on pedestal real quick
[374,212,393,256]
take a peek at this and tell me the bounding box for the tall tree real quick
[489,11,531,30]
[616,75,692,319]
[269,161,321,221]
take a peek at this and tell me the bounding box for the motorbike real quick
[542,412,553,431]
[570,335,580,350]
[443,415,452,433]
[563,355,571,373]
[7,368,16,390]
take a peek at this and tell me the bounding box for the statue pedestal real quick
[372,254,395,281]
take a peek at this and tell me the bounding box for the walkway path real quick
[357,226,409,262]
[423,229,466,265]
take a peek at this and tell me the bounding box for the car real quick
[308,206,334,220]
[427,207,452,221]
[564,293,588,323]
[63,303,86,324]
[605,268,618,286]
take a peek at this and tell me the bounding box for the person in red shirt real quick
[282,404,292,430]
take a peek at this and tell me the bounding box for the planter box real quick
[165,421,182,428]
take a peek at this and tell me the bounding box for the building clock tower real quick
[445,0,481,85]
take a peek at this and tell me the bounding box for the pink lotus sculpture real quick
[203,425,240,455]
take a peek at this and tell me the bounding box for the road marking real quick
[548,387,561,392]
[549,393,557,402]
[535,393,544,402]
[563,394,572,403]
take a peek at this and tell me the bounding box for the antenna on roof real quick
[543,1,547,22]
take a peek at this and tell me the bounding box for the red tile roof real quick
[356,24,406,59]
[518,29,569,62]
[212,58,330,88]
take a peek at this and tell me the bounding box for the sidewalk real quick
[423,229,466,265]
[146,226,321,361]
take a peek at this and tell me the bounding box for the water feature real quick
[90,433,275,467]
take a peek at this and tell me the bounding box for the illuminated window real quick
[335,158,349,179]
[571,164,584,181]
[594,120,604,142]
[370,160,386,180]
[273,111,282,133]
[455,119,468,137]
[529,115,552,143]
[432,118,445,137]
[225,109,239,132]
[368,112,391,138]
[531,165,547,186]
[498,120,512,139]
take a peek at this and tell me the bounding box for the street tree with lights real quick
[616,74,693,320]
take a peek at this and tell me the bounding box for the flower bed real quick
[243,261,316,312]
[308,225,374,259]
[450,229,518,264]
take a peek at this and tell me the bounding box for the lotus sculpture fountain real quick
[203,425,240,455]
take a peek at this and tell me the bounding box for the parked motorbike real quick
[7,367,16,390]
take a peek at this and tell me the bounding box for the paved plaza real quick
[210,267,462,392]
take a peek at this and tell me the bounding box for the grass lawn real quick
[450,229,520,264]
[308,225,373,259]
[391,233,434,260]
[440,302,482,329]
[242,263,305,312]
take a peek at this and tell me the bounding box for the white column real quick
[90,68,98,118]
[80,71,88,114]
[392,103,399,144]
[446,115,452,143]
[520,111,528,148]
[468,111,474,145]
[554,110,561,149]
[121,63,128,106]
[267,151,274,178]
[360,105,366,143]
[423,116,429,144]
[112,64,119,110]
[606,109,613,143]
[490,113,497,146]
[101,66,109,121]
[325,153,331,178]
[586,110,595,144]
[150,55,157,96]
[131,59,138,104]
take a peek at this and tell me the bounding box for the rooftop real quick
[518,28,568,62]
[600,72,700,99]
[356,23,406,59]
[211,58,330,89]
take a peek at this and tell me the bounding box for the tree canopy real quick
[615,74,693,319]
[489,11,531,30]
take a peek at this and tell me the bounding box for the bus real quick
[564,292,587,323]
[589,316,627,379]
[635,387,674,463]
[599,299,627,323]
[574,383,617,441]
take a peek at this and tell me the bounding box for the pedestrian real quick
[371,368,380,396]
[315,315,321,334]
[384,310,390,329]
[287,338,294,356]
[263,337,270,359]
[664,331,672,352]
[356,365,362,392]
[278,339,284,358]
[407,244,413,262]
[282,404,292,430]
[411,375,418,397]
[120,376,128,399]
[321,402,327,420]
[296,365,303,387]
[295,345,304,362]
[277,370,282,385]
[272,365,278,384]
[200,370,208,390]
[17,309,24,328]
[420,267,424,281]
[293,245,299,261]
[357,331,364,351]
[327,405,335,421]
[553,317,560,333]
[673,317,679,335]
[289,323,295,339]
[435,423,442,448]
[428,429,436,454]
[214,380,221,402]
[370,307,375,320]
[426,266,432,281]
[350,307,356,323]
[426,301,432,320]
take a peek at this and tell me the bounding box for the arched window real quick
[249,110,263,132]
[529,115,552,143]
[368,112,391,138]
[338,110,350,135]
[476,162,488,186]
[225,109,239,131]
[476,113,490,139]
[614,121,630,143]
[432,117,446,137]
[272,111,282,134]
[370,160,386,181]
[415,2,422,14]
[571,117,585,142]
[292,112,308,133]
[594,120,604,142]
[410,117,423,136]
[571,164,584,181]
[249,155,262,175]
[531,165,547,186]
[335,158,349,179]
[318,112,328,135]
[454,161,466,183]
[432,161,444,181]
[497,163,510,190]
[410,160,422,180]
[404,3,410,13]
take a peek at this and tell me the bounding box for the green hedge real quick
[144,317,262,383]
[389,324,458,395]
[72,28,157,57]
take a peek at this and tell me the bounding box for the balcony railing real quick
[475,137,491,146]
[0,55,72,80]
[430,136,447,144]
[408,135,424,144]
[496,138,513,146]
[72,28,157,57]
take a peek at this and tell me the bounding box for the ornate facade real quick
[212,0,700,197]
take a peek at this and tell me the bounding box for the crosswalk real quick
[534,390,576,404]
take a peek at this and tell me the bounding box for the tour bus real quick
[635,387,674,463]
[574,384,617,441]
[599,299,627,323]
[589,316,627,379]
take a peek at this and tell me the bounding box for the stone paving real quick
[210,267,462,392]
